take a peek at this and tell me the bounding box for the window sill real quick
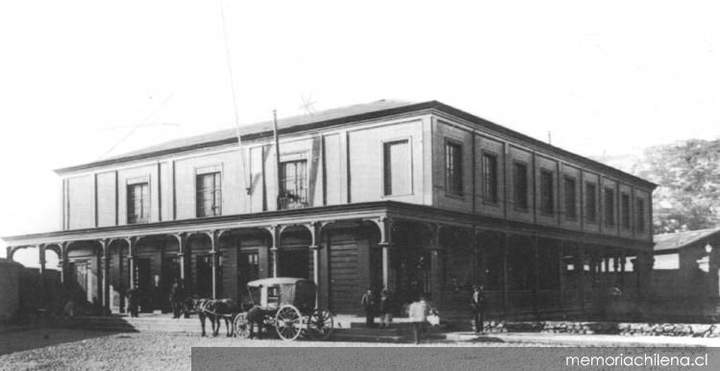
[127,220,149,225]
[381,193,414,199]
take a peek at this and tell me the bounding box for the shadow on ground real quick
[470,336,506,343]
[0,328,120,355]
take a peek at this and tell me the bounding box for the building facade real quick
[3,100,655,319]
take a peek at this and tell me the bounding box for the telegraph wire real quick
[100,93,175,159]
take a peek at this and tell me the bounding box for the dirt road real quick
[0,328,550,370]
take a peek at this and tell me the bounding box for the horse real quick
[188,298,240,337]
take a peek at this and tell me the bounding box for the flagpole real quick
[273,110,282,210]
[217,0,250,194]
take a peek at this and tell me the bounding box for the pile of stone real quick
[466,319,720,337]
[480,321,507,334]
[540,321,619,335]
[500,321,720,337]
[618,323,720,337]
[502,321,545,333]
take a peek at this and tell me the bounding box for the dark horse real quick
[187,298,240,337]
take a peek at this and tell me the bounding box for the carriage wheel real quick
[309,309,334,340]
[233,313,251,339]
[275,305,303,341]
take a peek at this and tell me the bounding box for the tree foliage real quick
[630,139,720,234]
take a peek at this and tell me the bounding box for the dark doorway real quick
[237,251,260,308]
[391,229,431,304]
[69,260,91,303]
[196,254,213,298]
[279,249,309,279]
[134,258,152,312]
[161,256,180,312]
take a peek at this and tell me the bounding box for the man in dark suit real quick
[127,287,139,317]
[471,284,487,334]
[360,288,376,328]
[169,278,184,318]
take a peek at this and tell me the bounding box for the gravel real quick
[0,329,549,370]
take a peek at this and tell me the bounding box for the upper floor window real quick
[564,176,577,220]
[539,169,555,215]
[383,140,411,196]
[127,182,149,224]
[585,182,597,223]
[196,172,222,217]
[604,187,616,227]
[635,197,646,233]
[621,193,631,230]
[445,141,463,196]
[481,152,499,204]
[513,162,529,211]
[280,160,308,209]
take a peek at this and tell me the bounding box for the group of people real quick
[360,287,396,329]
[360,287,440,344]
[148,278,488,343]
[121,278,187,318]
[361,284,488,343]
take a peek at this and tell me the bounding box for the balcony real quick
[278,191,309,210]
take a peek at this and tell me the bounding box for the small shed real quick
[651,228,720,321]
[0,258,23,322]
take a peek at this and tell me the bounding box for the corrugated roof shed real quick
[654,227,720,252]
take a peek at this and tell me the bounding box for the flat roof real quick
[53,99,656,189]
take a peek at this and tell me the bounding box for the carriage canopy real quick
[246,277,316,313]
[246,277,307,288]
[235,277,332,341]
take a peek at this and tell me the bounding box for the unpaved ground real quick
[0,329,549,371]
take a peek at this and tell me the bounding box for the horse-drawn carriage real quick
[233,277,334,341]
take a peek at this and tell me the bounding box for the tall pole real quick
[273,110,282,210]
[218,0,250,194]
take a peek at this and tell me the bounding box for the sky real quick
[1,0,719,267]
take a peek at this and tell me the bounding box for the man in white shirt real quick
[408,295,429,344]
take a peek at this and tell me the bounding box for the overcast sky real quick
[2,0,719,266]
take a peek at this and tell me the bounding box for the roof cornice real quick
[52,100,656,189]
[2,200,653,248]
[429,102,657,189]
[53,101,441,175]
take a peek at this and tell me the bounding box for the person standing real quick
[471,285,487,334]
[169,278,184,319]
[408,295,430,344]
[378,288,394,329]
[127,287,139,317]
[246,305,265,339]
[360,288,376,328]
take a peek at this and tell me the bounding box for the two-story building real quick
[2,100,656,319]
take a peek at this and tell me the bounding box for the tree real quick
[631,139,720,234]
